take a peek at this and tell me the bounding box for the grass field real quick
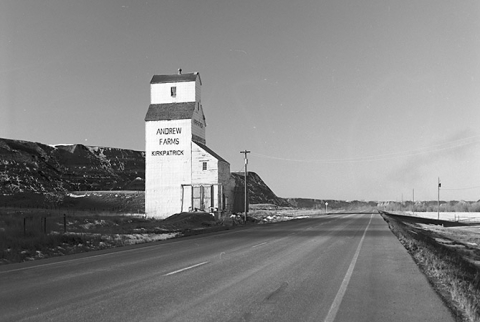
[400,211,480,224]
[0,191,224,265]
[0,209,225,264]
[0,210,181,264]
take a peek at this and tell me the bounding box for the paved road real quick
[0,213,455,321]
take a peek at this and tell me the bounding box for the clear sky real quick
[1,0,479,202]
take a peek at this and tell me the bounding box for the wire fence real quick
[21,214,68,237]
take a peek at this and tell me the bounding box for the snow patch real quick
[67,193,86,198]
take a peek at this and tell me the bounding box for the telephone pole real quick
[240,150,250,223]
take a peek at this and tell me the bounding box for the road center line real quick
[323,214,373,322]
[252,242,268,248]
[164,261,209,276]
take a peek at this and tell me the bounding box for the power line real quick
[251,135,480,164]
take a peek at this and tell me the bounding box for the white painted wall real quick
[192,144,218,185]
[189,144,233,212]
[151,82,196,104]
[181,187,192,212]
[145,119,192,218]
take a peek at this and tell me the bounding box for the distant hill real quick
[0,138,145,195]
[286,198,377,210]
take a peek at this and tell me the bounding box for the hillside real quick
[0,138,145,195]
[231,172,291,207]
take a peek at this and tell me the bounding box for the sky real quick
[1,0,480,202]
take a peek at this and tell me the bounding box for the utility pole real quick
[240,150,250,223]
[437,177,441,220]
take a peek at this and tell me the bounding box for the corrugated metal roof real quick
[144,103,196,121]
[150,72,201,85]
[194,142,229,164]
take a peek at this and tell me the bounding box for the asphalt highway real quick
[0,213,455,321]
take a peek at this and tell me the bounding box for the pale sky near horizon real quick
[1,0,480,202]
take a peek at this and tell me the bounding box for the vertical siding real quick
[219,161,235,213]
[218,161,231,186]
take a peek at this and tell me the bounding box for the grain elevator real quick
[145,70,233,218]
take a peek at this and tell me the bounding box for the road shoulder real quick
[335,214,455,322]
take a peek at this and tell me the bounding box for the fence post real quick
[64,214,67,233]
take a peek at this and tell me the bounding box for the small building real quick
[144,70,234,218]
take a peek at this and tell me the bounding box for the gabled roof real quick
[145,103,196,121]
[194,142,229,164]
[150,72,201,85]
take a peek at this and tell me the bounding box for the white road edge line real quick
[164,261,209,276]
[323,214,373,322]
[252,242,268,248]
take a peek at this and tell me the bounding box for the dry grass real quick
[248,207,325,224]
[381,213,480,322]
[418,225,480,249]
[0,191,230,264]
[0,210,224,264]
